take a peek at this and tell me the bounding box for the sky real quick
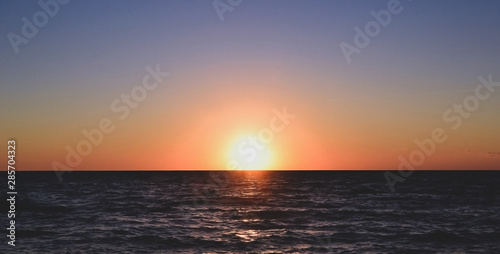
[1,0,500,170]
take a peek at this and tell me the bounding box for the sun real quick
[226,135,273,170]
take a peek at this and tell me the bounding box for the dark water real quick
[2,171,500,253]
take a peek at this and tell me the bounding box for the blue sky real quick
[1,0,500,169]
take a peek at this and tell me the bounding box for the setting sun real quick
[227,135,274,170]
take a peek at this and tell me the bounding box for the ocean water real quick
[3,171,500,253]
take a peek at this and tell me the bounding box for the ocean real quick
[2,171,500,253]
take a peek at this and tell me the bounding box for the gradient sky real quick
[1,0,500,170]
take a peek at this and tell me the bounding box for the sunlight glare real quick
[227,135,273,170]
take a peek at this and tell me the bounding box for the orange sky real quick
[2,1,500,170]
